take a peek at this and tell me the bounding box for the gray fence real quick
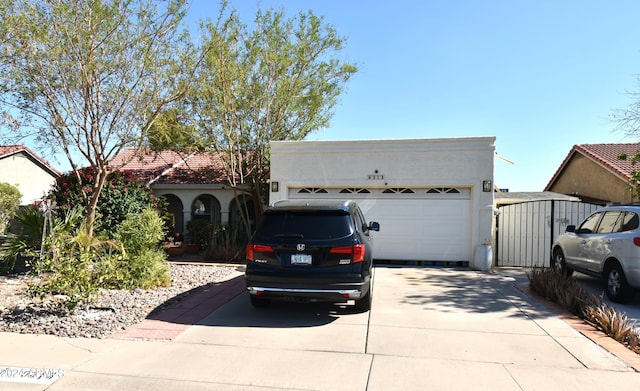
[495,200,601,267]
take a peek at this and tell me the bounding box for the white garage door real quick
[288,187,471,261]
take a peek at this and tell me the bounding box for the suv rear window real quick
[257,210,353,240]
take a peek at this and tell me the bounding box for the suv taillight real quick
[634,238,640,247]
[246,244,274,261]
[330,244,365,263]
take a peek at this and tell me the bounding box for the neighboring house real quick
[109,148,252,238]
[0,145,61,205]
[269,137,496,270]
[545,143,640,205]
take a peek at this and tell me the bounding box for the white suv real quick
[551,204,640,303]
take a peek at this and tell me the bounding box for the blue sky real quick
[189,0,640,192]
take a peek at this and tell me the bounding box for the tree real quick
[613,78,640,199]
[201,6,358,234]
[168,5,357,236]
[0,182,21,233]
[50,166,159,236]
[0,0,198,235]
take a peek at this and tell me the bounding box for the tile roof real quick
[0,145,61,176]
[108,148,228,185]
[545,142,640,190]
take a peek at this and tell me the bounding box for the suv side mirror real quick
[368,221,380,232]
[565,225,576,233]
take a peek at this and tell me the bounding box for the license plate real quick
[291,254,312,265]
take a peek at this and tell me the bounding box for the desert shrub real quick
[27,206,170,309]
[27,214,120,310]
[583,301,640,353]
[527,267,640,354]
[204,224,246,262]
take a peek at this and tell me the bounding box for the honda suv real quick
[551,204,640,303]
[245,200,380,310]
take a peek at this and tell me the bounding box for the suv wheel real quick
[354,289,372,312]
[552,248,573,278]
[250,295,271,308]
[605,263,635,304]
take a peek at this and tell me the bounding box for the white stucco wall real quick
[0,152,58,205]
[269,137,496,269]
[151,184,244,234]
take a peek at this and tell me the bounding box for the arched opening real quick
[188,194,221,249]
[160,194,184,239]
[191,194,221,225]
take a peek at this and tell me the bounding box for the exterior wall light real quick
[482,180,492,192]
[271,181,279,192]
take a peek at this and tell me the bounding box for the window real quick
[258,211,353,240]
[620,212,639,232]
[578,212,603,234]
[595,211,622,233]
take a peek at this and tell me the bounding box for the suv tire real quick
[354,288,372,312]
[552,248,573,278]
[605,262,635,304]
[250,296,271,308]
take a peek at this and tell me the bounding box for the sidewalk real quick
[1,266,639,390]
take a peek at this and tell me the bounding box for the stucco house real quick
[545,143,640,204]
[0,145,60,205]
[269,137,496,270]
[114,137,496,269]
[109,148,253,238]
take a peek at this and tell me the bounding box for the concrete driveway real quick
[2,266,640,390]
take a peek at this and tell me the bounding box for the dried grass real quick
[527,267,640,354]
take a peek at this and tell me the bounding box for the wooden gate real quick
[495,200,601,267]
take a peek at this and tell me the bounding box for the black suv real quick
[245,200,380,310]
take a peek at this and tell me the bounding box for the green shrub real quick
[187,219,215,250]
[111,207,170,289]
[50,167,159,237]
[0,182,21,233]
[27,220,119,310]
[27,206,170,309]
[0,206,45,274]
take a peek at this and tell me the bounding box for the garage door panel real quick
[288,188,471,262]
[362,199,470,261]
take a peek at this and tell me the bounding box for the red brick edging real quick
[111,274,246,341]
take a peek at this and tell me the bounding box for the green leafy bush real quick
[27,207,170,309]
[0,182,21,233]
[186,218,215,250]
[50,167,158,237]
[0,205,43,274]
[27,209,119,310]
[111,207,170,289]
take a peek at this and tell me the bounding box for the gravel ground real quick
[0,263,243,339]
